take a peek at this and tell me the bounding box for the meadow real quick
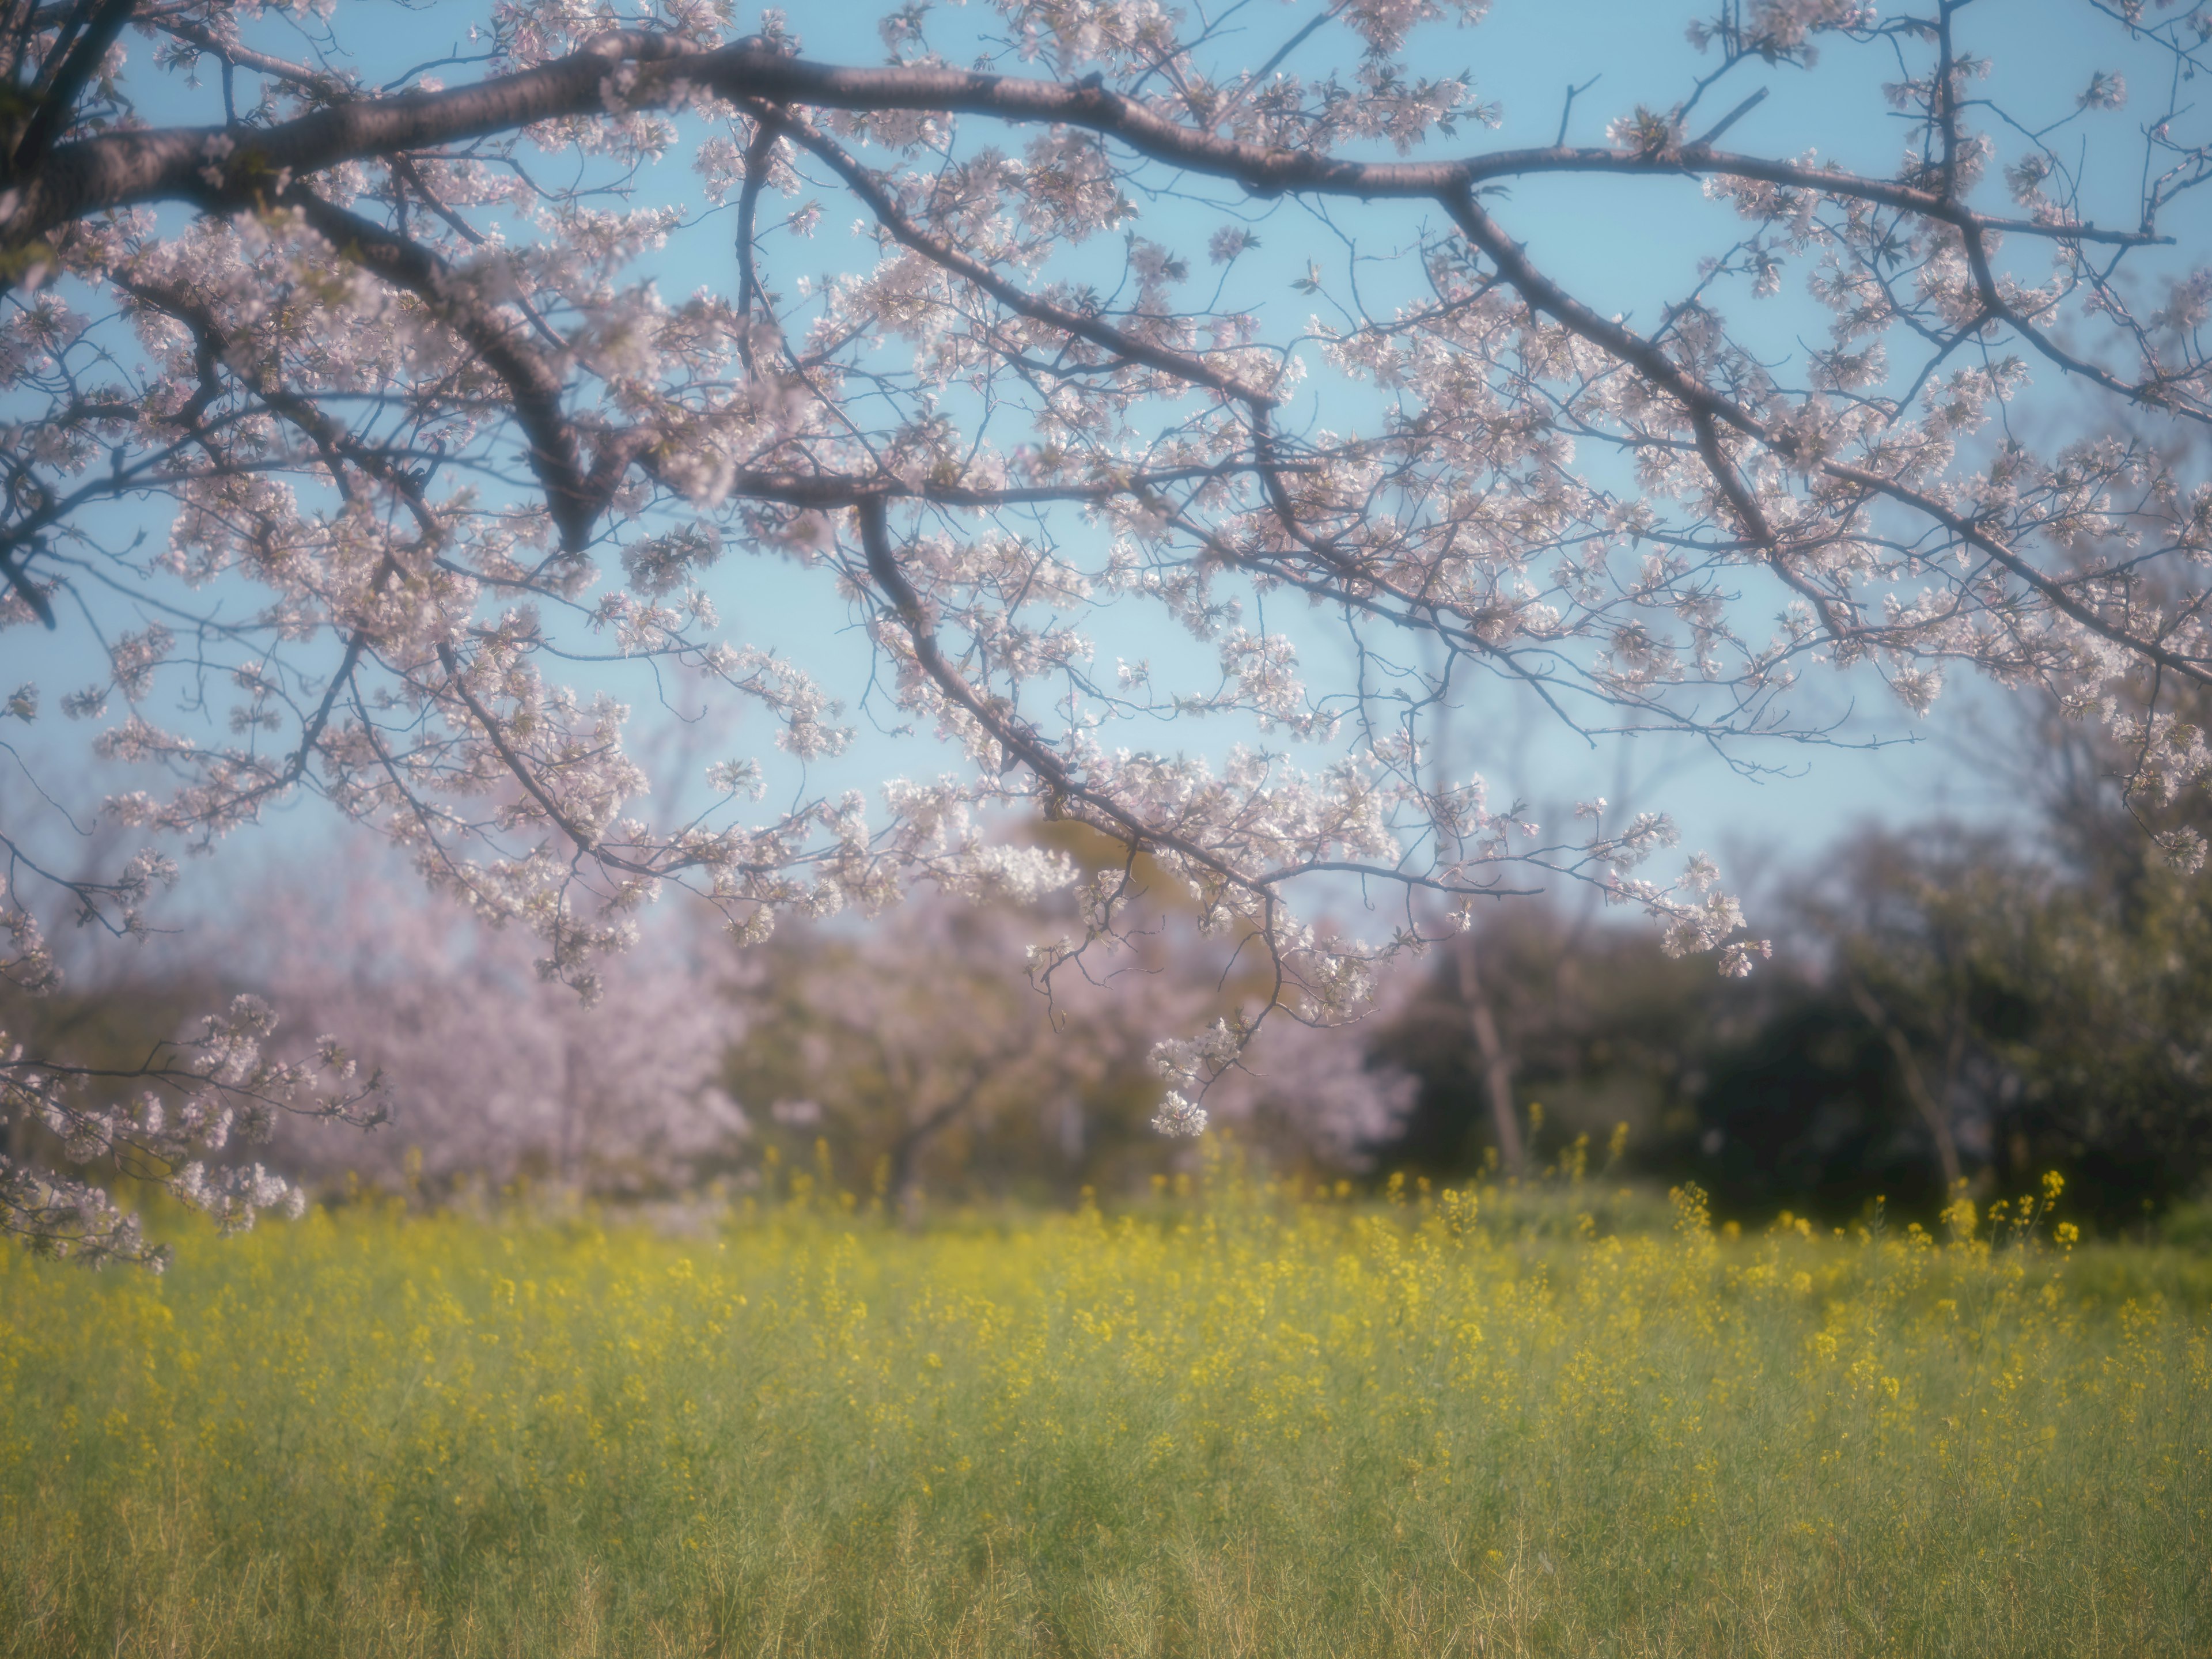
[1,1170,2206,1658]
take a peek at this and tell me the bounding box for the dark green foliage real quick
[1366,813,2212,1229]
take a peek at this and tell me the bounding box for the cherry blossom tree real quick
[5,0,2211,1259]
[242,872,747,1195]
[725,880,1415,1217]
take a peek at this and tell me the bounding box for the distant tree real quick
[1372,818,2212,1224]
[6,1,2212,1258]
[1370,900,1720,1178]
[726,884,1415,1215]
[247,875,747,1196]
[1790,823,2212,1223]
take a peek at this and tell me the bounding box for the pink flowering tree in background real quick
[205,850,1408,1205]
[3,0,2211,1257]
[241,872,747,1195]
[725,870,1416,1217]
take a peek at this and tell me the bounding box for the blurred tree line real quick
[7,698,2211,1230]
[1375,692,2212,1229]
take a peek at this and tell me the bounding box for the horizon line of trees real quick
[9,691,2212,1234]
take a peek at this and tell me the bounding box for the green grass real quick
[1,1181,2207,1657]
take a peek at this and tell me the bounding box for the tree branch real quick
[279,188,612,552]
[6,0,134,181]
[4,36,2169,253]
[775,109,1277,407]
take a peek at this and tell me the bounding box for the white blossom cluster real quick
[1,957,382,1267]
[2,0,2210,1235]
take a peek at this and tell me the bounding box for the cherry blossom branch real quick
[776,109,1278,407]
[276,188,615,552]
[5,0,135,182]
[152,17,359,105]
[1437,187,2212,690]
[0,2,2202,1230]
[434,642,623,862]
[6,37,2171,257]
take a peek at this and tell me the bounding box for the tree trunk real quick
[559,1032,582,1187]
[1457,935,1527,1178]
[889,1089,975,1230]
[1848,980,1964,1194]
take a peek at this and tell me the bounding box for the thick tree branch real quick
[3,36,2168,253]
[278,188,612,552]
[0,544,54,628]
[6,0,134,181]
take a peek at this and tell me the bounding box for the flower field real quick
[2,1179,2206,1658]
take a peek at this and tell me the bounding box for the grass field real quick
[1,1172,2207,1658]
